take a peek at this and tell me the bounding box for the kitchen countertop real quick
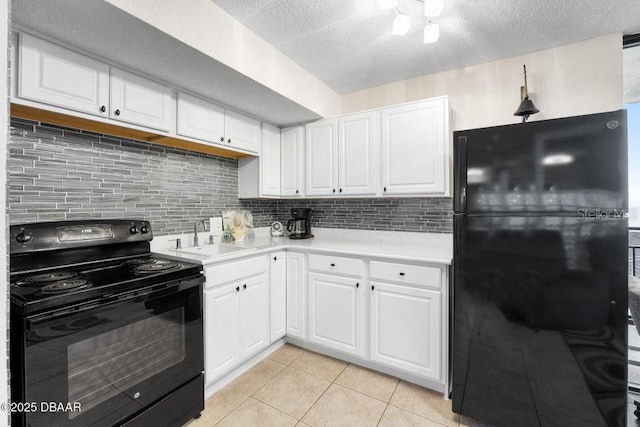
[152,228,453,265]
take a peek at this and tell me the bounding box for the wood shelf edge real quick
[10,103,251,159]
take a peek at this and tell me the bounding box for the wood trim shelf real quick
[10,103,251,160]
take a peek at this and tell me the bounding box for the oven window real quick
[67,307,185,418]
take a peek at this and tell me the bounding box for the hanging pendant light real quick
[513,65,540,122]
[424,0,444,17]
[423,22,439,43]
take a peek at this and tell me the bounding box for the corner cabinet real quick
[305,112,378,197]
[381,97,450,196]
[270,251,287,341]
[261,123,281,197]
[286,252,307,339]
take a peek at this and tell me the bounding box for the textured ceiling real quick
[213,0,640,94]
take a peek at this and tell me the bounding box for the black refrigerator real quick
[452,110,628,427]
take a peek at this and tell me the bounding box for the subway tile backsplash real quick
[8,118,452,235]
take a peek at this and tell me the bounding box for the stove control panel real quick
[10,220,154,254]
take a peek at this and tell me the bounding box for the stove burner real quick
[123,257,157,266]
[21,272,79,285]
[39,280,89,294]
[134,262,182,274]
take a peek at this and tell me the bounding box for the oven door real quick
[15,276,203,427]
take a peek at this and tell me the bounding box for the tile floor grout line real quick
[211,394,250,427]
[375,403,390,427]
[387,402,452,427]
[296,361,350,424]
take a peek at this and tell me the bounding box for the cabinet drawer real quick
[308,254,363,277]
[205,255,267,288]
[370,261,441,289]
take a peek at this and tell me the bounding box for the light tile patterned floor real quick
[185,344,473,427]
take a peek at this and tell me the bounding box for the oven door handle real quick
[25,275,203,330]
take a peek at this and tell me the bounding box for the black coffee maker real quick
[286,208,313,239]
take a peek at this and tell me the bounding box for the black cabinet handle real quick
[295,190,299,194]
[332,189,336,193]
[227,138,232,143]
[100,105,106,113]
[356,283,359,288]
[220,137,224,142]
[383,187,387,192]
[339,188,342,193]
[399,272,405,276]
[236,286,240,292]
[330,263,335,267]
[243,284,247,289]
[273,256,277,261]
[114,109,121,116]
[371,285,375,291]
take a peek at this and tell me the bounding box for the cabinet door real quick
[270,251,287,342]
[286,252,307,339]
[204,284,240,383]
[224,110,260,153]
[281,126,304,197]
[338,112,378,196]
[239,274,270,360]
[261,123,281,197]
[18,33,109,117]
[110,67,174,132]
[370,281,441,381]
[308,272,363,356]
[177,92,225,143]
[306,119,338,196]
[381,98,448,195]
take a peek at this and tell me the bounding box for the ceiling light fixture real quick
[423,21,439,43]
[423,0,444,17]
[379,0,398,11]
[382,0,444,43]
[393,14,411,35]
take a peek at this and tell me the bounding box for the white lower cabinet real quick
[308,272,363,356]
[286,252,307,339]
[239,274,270,359]
[270,251,287,341]
[370,281,441,381]
[203,256,269,385]
[204,284,240,383]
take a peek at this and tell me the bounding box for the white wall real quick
[1,0,8,424]
[105,0,341,119]
[342,34,623,130]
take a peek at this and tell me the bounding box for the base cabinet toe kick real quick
[200,250,450,396]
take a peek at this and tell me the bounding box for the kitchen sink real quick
[174,244,256,257]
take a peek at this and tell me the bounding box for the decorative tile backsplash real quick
[8,118,453,235]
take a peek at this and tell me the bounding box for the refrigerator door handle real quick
[454,136,467,213]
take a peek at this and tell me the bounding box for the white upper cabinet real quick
[176,91,260,154]
[224,109,261,153]
[281,126,305,197]
[261,123,281,197]
[381,97,449,195]
[306,119,338,196]
[177,92,225,143]
[338,112,378,196]
[110,67,174,132]
[18,33,109,118]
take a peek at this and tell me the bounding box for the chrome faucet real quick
[193,220,209,247]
